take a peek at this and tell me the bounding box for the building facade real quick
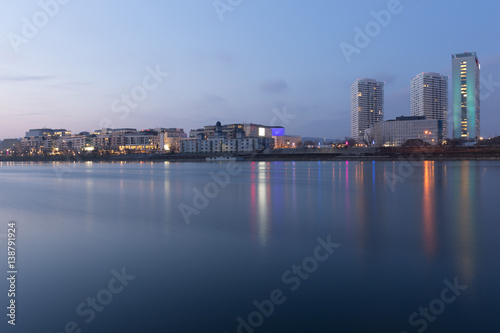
[180,137,273,154]
[452,52,480,139]
[0,139,21,152]
[182,122,281,153]
[365,116,442,147]
[411,72,448,139]
[190,123,281,140]
[274,135,302,149]
[158,128,187,152]
[351,78,384,142]
[20,128,165,154]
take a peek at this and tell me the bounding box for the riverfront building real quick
[351,79,384,142]
[452,52,480,139]
[181,122,274,153]
[365,116,442,147]
[18,128,187,154]
[411,72,448,139]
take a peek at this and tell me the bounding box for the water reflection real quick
[454,161,478,284]
[422,161,437,258]
[85,173,94,230]
[257,162,269,246]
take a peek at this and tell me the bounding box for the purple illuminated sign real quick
[271,128,285,137]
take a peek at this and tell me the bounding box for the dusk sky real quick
[1,0,499,140]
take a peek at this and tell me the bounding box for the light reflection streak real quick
[249,162,257,239]
[257,162,269,246]
[422,161,436,257]
[456,161,477,284]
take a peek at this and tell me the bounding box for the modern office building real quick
[351,78,384,142]
[365,116,442,147]
[452,52,480,139]
[411,72,448,139]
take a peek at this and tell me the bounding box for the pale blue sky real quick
[1,0,499,139]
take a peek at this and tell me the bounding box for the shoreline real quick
[2,149,500,163]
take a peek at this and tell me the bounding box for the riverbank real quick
[2,146,500,162]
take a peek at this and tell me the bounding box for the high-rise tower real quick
[411,72,448,139]
[452,52,480,139]
[351,78,384,142]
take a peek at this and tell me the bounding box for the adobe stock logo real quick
[102,65,169,127]
[7,0,72,54]
[213,0,243,21]
[400,277,467,333]
[340,0,409,64]
[179,162,242,224]
[225,235,341,333]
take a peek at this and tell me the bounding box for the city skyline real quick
[1,1,500,140]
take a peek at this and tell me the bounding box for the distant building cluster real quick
[1,121,302,156]
[181,122,300,153]
[352,51,481,147]
[16,128,186,155]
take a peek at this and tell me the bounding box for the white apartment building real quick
[351,78,384,142]
[180,137,273,154]
[411,72,448,139]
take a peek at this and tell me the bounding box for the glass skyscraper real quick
[452,52,480,139]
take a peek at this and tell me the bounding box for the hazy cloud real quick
[373,73,397,85]
[0,75,57,82]
[204,94,226,105]
[217,52,235,65]
[261,79,290,94]
[52,81,97,90]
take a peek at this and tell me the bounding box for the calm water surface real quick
[0,161,498,333]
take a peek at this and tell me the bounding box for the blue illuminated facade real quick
[452,52,480,139]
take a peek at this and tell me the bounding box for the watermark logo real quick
[102,65,169,127]
[385,152,428,192]
[340,0,409,64]
[269,106,296,127]
[213,0,243,21]
[51,267,135,332]
[400,277,467,333]
[7,0,72,54]
[225,235,340,332]
[179,162,242,224]
[480,74,500,101]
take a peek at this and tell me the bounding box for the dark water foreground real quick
[0,161,498,333]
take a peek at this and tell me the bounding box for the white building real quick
[56,135,93,151]
[365,116,442,147]
[411,72,448,139]
[351,78,384,142]
[180,137,273,154]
